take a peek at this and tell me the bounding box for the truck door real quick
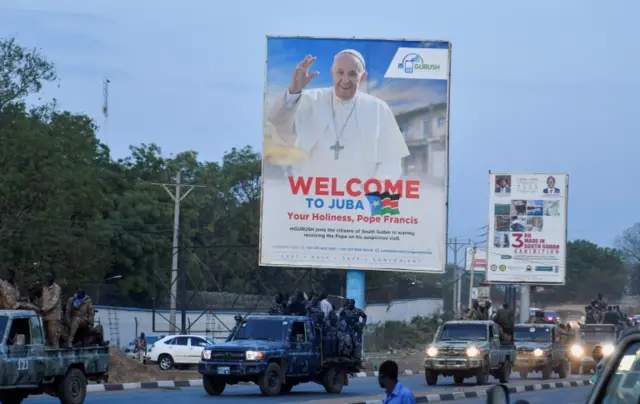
[5,316,39,386]
[489,325,500,367]
[287,321,313,376]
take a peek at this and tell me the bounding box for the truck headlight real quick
[466,346,480,357]
[603,344,615,356]
[201,350,211,360]
[425,347,438,357]
[246,350,264,360]
[533,348,545,357]
[571,344,584,357]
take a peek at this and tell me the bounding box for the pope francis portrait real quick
[266,49,410,180]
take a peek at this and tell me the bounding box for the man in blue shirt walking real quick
[378,360,416,404]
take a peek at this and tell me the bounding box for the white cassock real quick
[268,87,410,179]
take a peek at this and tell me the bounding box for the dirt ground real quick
[363,348,425,372]
[108,349,425,383]
[108,351,200,383]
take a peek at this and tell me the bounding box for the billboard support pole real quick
[346,270,365,360]
[468,243,476,307]
[519,285,530,323]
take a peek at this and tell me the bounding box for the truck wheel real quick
[570,363,581,375]
[498,361,511,383]
[475,364,488,385]
[158,354,174,371]
[519,370,528,379]
[322,367,345,394]
[425,370,438,386]
[203,376,225,396]
[453,375,464,384]
[57,368,87,404]
[557,359,568,379]
[258,362,282,396]
[541,361,553,380]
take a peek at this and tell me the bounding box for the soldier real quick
[41,271,62,348]
[306,294,324,328]
[0,272,41,312]
[531,310,548,324]
[341,299,367,360]
[66,289,94,348]
[268,293,285,315]
[494,303,515,340]
[285,291,307,315]
[465,300,480,320]
[133,332,147,364]
[28,281,43,306]
[336,312,353,358]
[323,310,340,356]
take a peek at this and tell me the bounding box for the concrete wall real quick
[97,297,444,348]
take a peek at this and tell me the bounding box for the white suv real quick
[146,335,215,370]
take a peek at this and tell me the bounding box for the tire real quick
[475,363,488,386]
[322,367,345,394]
[557,359,568,379]
[57,368,87,404]
[453,375,464,384]
[258,362,282,396]
[203,376,225,396]
[158,354,174,371]
[541,361,553,380]
[280,383,294,394]
[425,370,438,386]
[570,363,581,375]
[498,361,511,383]
[519,370,528,379]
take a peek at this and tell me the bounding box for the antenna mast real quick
[102,78,110,146]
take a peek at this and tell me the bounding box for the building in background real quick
[395,103,447,182]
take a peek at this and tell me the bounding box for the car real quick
[199,314,361,396]
[125,335,164,357]
[0,310,110,404]
[423,320,515,386]
[528,308,560,324]
[513,323,569,379]
[485,327,640,404]
[147,334,216,370]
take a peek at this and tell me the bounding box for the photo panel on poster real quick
[486,173,568,285]
[259,36,451,272]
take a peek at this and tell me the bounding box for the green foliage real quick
[0,37,633,309]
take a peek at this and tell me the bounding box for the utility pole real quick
[151,171,204,334]
[102,78,110,147]
[468,243,477,307]
[448,237,471,315]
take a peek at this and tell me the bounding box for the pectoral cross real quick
[330,140,344,160]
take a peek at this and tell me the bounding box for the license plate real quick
[218,366,230,375]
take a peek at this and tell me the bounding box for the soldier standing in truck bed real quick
[66,289,94,348]
[0,270,41,312]
[41,271,62,348]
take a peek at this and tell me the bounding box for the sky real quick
[265,37,448,115]
[1,0,638,250]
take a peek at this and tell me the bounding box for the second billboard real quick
[260,36,451,272]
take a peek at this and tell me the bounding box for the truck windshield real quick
[439,324,487,341]
[0,316,7,341]
[514,326,552,342]
[232,319,284,342]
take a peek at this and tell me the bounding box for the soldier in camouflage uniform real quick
[323,310,340,356]
[306,295,325,328]
[0,271,41,312]
[336,312,353,357]
[340,299,367,359]
[41,271,62,348]
[65,289,95,348]
[268,293,285,315]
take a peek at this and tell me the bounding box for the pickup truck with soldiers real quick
[0,269,110,404]
[198,291,366,396]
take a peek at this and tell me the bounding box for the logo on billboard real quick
[397,54,440,74]
[365,192,400,216]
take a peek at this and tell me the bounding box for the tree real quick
[546,240,628,303]
[617,222,640,295]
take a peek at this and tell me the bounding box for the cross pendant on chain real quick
[330,140,344,160]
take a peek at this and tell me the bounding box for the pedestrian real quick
[378,360,416,404]
[134,332,147,364]
[41,271,62,348]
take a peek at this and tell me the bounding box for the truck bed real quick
[43,345,110,379]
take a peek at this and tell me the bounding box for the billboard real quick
[465,247,487,272]
[486,173,568,284]
[260,36,451,272]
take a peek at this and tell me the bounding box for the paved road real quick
[26,373,587,404]
[459,386,591,404]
